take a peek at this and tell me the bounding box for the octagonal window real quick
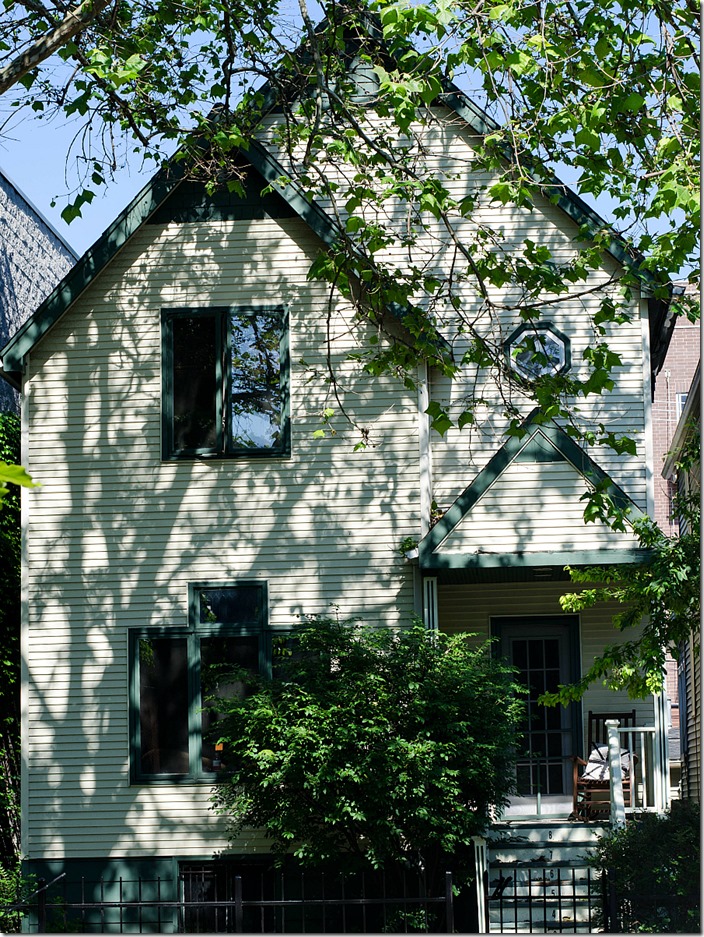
[505,322,570,380]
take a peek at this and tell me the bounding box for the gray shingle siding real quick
[0,170,76,409]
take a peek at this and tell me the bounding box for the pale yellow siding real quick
[438,462,641,554]
[437,580,654,741]
[261,107,649,514]
[21,103,657,864]
[23,215,421,860]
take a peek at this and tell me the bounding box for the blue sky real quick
[0,102,156,257]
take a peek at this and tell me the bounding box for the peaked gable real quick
[0,133,453,387]
[418,410,649,569]
[0,15,676,387]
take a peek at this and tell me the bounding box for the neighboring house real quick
[0,169,77,410]
[650,306,700,796]
[663,363,701,804]
[0,31,682,931]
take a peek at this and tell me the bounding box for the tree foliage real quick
[541,429,700,702]
[593,800,700,933]
[0,412,22,863]
[0,0,698,454]
[210,618,524,878]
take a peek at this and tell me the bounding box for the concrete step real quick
[486,823,604,933]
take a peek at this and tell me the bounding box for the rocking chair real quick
[571,710,637,821]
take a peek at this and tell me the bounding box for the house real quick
[0,24,682,932]
[662,362,701,804]
[650,304,700,798]
[0,168,77,411]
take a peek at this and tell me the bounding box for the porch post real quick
[606,719,626,827]
[653,689,670,813]
[472,836,489,933]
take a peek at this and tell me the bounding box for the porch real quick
[484,712,675,933]
[498,707,673,824]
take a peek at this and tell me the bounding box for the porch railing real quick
[606,718,670,826]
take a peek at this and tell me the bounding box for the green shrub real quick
[212,617,525,886]
[594,799,700,932]
[0,860,34,933]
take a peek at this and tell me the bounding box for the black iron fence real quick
[3,866,469,934]
[487,861,601,933]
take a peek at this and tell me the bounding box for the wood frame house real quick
[0,28,680,929]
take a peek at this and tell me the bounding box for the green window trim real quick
[129,581,271,783]
[504,321,571,381]
[161,304,290,461]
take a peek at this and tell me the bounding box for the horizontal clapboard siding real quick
[438,461,640,554]
[259,108,648,510]
[23,215,421,859]
[438,580,655,739]
[23,104,653,864]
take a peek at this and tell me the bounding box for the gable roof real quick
[0,17,677,387]
[0,133,454,388]
[418,409,650,571]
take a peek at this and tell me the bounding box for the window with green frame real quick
[162,305,289,459]
[129,582,270,781]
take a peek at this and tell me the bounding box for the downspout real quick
[418,361,432,537]
[416,362,437,626]
[641,292,655,518]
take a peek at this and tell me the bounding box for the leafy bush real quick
[0,412,21,862]
[0,860,35,933]
[211,617,525,887]
[594,799,700,932]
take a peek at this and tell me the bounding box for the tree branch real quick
[0,0,113,95]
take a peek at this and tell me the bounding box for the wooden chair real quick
[571,710,637,821]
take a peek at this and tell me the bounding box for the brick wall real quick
[651,316,700,533]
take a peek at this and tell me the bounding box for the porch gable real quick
[419,410,650,570]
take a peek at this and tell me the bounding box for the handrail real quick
[607,720,670,827]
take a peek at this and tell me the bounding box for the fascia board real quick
[420,548,653,569]
[0,160,188,376]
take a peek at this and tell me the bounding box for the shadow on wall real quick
[23,215,420,861]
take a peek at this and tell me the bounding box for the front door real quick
[492,616,581,816]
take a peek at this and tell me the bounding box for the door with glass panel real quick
[493,616,581,815]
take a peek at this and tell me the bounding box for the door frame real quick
[491,615,583,806]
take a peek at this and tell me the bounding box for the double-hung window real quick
[162,305,289,459]
[129,582,270,781]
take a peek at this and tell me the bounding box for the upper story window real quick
[129,582,270,782]
[676,392,688,419]
[505,322,570,381]
[162,305,289,459]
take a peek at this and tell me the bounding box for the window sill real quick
[162,449,291,462]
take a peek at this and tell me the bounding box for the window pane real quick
[172,314,219,450]
[199,586,264,626]
[229,310,282,450]
[139,637,189,775]
[200,635,260,772]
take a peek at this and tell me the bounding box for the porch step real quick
[488,821,604,864]
[487,823,605,933]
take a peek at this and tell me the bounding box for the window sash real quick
[130,582,271,781]
[162,305,289,460]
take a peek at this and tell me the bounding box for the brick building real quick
[650,305,700,789]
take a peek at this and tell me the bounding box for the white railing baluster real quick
[609,723,669,818]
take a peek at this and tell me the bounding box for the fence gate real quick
[487,861,601,933]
